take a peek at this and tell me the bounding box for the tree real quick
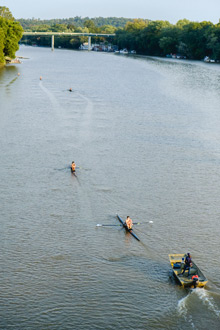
[0,7,23,63]
[0,27,5,63]
[51,23,67,32]
[34,24,51,32]
[0,6,14,20]
[3,20,23,58]
[180,21,214,59]
[67,23,76,32]
[100,25,117,34]
[206,24,220,59]
[139,20,172,55]
[124,19,148,33]
[176,19,190,28]
[83,19,98,33]
[159,26,179,55]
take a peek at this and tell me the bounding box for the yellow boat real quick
[169,254,208,288]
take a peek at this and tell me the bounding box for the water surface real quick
[0,46,220,329]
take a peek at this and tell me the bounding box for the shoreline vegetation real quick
[18,17,220,63]
[1,6,220,64]
[0,7,23,64]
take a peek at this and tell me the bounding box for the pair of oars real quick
[96,221,153,227]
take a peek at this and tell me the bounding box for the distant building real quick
[79,42,89,50]
[79,42,116,52]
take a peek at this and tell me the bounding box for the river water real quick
[0,46,220,329]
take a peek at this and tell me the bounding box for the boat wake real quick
[177,294,190,315]
[194,288,220,317]
[6,76,18,88]
[177,294,195,328]
[39,81,60,111]
[75,91,93,142]
[177,288,220,329]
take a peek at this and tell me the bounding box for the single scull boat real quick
[116,214,140,241]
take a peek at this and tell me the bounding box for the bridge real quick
[22,32,116,51]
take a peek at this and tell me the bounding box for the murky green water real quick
[0,46,220,329]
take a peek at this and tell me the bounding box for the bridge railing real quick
[23,32,115,37]
[22,32,116,51]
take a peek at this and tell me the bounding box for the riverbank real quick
[5,56,21,64]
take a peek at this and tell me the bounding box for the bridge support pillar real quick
[88,36,91,51]
[51,35,54,51]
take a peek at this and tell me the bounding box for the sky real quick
[1,0,220,24]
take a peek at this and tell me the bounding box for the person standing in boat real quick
[71,161,76,172]
[180,253,192,276]
[125,216,133,229]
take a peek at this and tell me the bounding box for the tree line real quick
[19,17,220,60]
[0,6,23,64]
[115,19,220,60]
[18,16,137,29]
[20,18,120,49]
[1,7,220,63]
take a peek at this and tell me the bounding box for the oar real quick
[96,222,141,227]
[96,224,122,227]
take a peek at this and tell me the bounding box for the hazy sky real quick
[1,0,220,24]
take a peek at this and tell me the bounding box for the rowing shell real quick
[116,214,140,241]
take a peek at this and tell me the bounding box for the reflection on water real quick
[0,46,220,329]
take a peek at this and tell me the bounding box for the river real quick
[0,45,220,329]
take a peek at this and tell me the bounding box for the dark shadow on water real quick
[53,165,81,185]
[6,76,18,88]
[71,170,81,185]
[54,166,71,172]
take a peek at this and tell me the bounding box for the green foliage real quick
[51,23,67,32]
[34,24,51,32]
[116,18,220,60]
[13,14,220,61]
[83,19,98,33]
[0,6,14,20]
[18,17,136,30]
[67,23,76,31]
[0,27,5,63]
[124,19,148,32]
[159,26,179,55]
[0,6,23,63]
[3,20,23,58]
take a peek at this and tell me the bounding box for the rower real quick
[71,161,76,172]
[125,216,133,230]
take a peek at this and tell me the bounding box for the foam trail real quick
[177,294,195,328]
[75,91,94,141]
[39,81,60,109]
[177,295,189,316]
[194,288,220,317]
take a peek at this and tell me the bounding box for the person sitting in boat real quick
[180,257,185,270]
[125,216,133,230]
[71,161,76,172]
[180,253,192,276]
[192,274,199,288]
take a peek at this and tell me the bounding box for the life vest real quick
[71,163,76,172]
[192,275,199,280]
